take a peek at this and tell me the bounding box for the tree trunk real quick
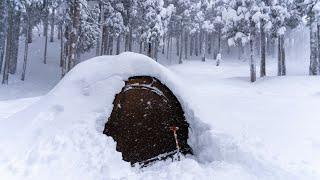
[271,38,276,58]
[68,0,81,71]
[147,42,152,58]
[57,23,62,40]
[190,34,193,57]
[139,31,143,54]
[250,34,256,82]
[129,28,133,51]
[216,30,221,66]
[21,21,30,81]
[317,24,320,74]
[266,34,271,56]
[60,25,64,67]
[28,25,33,43]
[154,41,159,61]
[213,33,217,60]
[201,31,206,62]
[103,27,109,55]
[176,35,180,57]
[184,32,188,59]
[2,35,9,84]
[166,34,170,59]
[139,39,143,54]
[144,42,147,52]
[238,40,244,61]
[255,31,261,57]
[162,36,165,54]
[2,5,13,84]
[170,36,173,62]
[179,30,183,64]
[280,35,286,75]
[44,26,48,64]
[50,9,55,42]
[260,22,266,77]
[0,0,7,74]
[199,31,203,54]
[278,35,286,76]
[249,21,256,82]
[277,36,281,76]
[97,3,104,56]
[43,0,49,64]
[195,32,199,56]
[9,10,20,74]
[208,33,212,55]
[116,35,121,55]
[109,35,113,55]
[43,0,49,37]
[62,25,70,77]
[125,33,129,51]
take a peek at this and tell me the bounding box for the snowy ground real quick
[0,36,95,101]
[0,48,319,179]
[171,60,320,179]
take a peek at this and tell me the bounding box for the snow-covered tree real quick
[296,0,320,75]
[270,2,289,76]
[20,0,43,80]
[0,1,8,74]
[139,0,173,60]
[225,0,261,82]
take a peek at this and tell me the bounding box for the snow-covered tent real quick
[104,75,192,165]
[0,53,213,179]
[0,53,304,179]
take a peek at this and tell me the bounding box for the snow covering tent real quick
[0,53,214,179]
[0,53,307,179]
[104,76,192,164]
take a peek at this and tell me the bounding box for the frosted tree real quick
[0,0,312,84]
[211,0,226,65]
[117,0,138,52]
[270,2,290,76]
[296,0,320,75]
[77,4,100,57]
[247,1,260,82]
[0,1,8,74]
[43,0,49,64]
[2,0,22,84]
[256,1,272,77]
[58,0,84,76]
[104,1,126,55]
[168,0,192,63]
[20,0,43,81]
[224,0,251,63]
[49,0,63,43]
[198,0,210,62]
[139,0,173,60]
[225,0,259,82]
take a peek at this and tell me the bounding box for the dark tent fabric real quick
[104,76,192,165]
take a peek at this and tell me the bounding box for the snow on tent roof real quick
[0,52,303,179]
[0,52,213,179]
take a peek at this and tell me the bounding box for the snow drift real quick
[0,53,208,179]
[0,53,305,179]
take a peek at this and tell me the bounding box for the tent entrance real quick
[104,76,192,165]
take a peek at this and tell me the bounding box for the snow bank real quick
[0,53,208,179]
[0,53,307,180]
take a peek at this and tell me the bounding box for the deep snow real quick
[0,52,319,180]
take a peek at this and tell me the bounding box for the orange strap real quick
[170,126,180,156]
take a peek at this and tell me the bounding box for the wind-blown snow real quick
[0,52,207,180]
[0,53,318,180]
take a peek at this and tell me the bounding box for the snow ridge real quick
[0,53,309,180]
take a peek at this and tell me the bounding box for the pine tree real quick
[0,0,8,74]
[296,0,319,75]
